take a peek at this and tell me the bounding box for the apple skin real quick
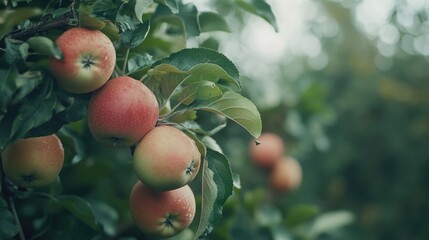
[249,132,284,168]
[269,156,302,192]
[87,76,159,148]
[133,126,201,191]
[130,181,196,238]
[49,27,116,94]
[1,134,64,188]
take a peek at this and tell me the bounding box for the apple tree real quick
[0,0,284,239]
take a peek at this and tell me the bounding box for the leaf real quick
[0,8,43,40]
[153,1,199,39]
[176,81,223,105]
[308,210,355,237]
[179,121,226,137]
[152,48,240,83]
[0,197,20,240]
[145,62,239,108]
[4,38,24,65]
[10,75,56,141]
[235,0,278,32]
[127,52,153,75]
[284,204,320,228]
[27,36,62,59]
[121,20,150,49]
[0,67,19,113]
[50,195,99,230]
[194,149,233,239]
[155,0,179,14]
[193,91,262,138]
[135,0,154,22]
[79,5,107,30]
[199,12,231,33]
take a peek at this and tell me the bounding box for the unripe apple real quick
[1,134,64,188]
[130,181,196,238]
[87,76,159,148]
[49,27,116,94]
[249,132,284,168]
[133,126,201,191]
[269,156,302,192]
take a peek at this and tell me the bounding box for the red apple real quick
[130,181,196,238]
[133,126,201,191]
[1,134,64,188]
[269,156,302,192]
[249,132,284,168]
[49,27,116,94]
[87,76,159,148]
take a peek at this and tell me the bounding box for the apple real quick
[269,156,302,192]
[130,181,196,238]
[49,27,116,94]
[249,132,284,168]
[87,76,159,148]
[1,134,64,188]
[133,125,201,191]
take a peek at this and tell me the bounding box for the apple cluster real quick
[1,27,201,238]
[50,27,200,238]
[249,132,302,193]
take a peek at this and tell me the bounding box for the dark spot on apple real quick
[186,160,196,175]
[81,56,95,69]
[163,213,178,227]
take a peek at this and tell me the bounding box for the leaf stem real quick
[122,48,130,74]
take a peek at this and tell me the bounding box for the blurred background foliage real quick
[3,0,429,239]
[196,0,429,239]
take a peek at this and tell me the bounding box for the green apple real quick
[133,126,201,191]
[1,134,64,188]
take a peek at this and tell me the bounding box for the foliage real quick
[0,0,270,239]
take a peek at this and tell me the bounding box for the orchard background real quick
[1,0,429,240]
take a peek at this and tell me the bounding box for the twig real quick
[8,11,78,40]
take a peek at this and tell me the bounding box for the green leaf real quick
[308,210,355,238]
[127,52,153,75]
[155,0,179,14]
[0,197,20,240]
[145,61,239,108]
[0,67,19,113]
[176,81,223,105]
[0,8,43,40]
[121,20,150,49]
[4,38,24,65]
[194,149,233,239]
[10,75,56,141]
[153,2,200,39]
[199,12,231,33]
[179,121,226,137]
[79,5,107,30]
[193,91,262,138]
[235,0,278,32]
[284,204,320,228]
[135,0,154,22]
[152,48,240,83]
[27,36,62,59]
[50,195,99,231]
